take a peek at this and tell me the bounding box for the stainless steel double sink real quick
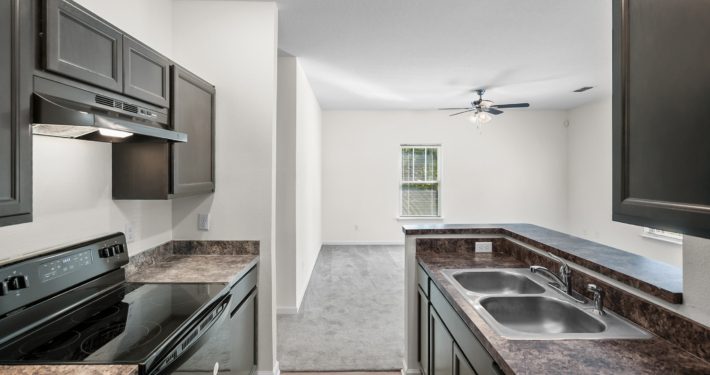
[443,268,651,340]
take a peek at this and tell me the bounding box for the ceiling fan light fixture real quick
[468,111,492,125]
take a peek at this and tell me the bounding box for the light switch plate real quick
[475,241,493,252]
[124,222,136,243]
[198,214,210,231]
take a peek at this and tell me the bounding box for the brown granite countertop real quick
[404,223,683,304]
[417,251,710,375]
[126,254,258,285]
[0,365,138,375]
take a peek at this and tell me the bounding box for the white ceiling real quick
[276,0,612,110]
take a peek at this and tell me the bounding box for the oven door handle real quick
[147,293,232,375]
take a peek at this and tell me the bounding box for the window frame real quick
[398,144,442,218]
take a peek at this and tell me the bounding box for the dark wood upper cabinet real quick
[123,36,170,108]
[112,65,215,200]
[171,65,215,197]
[44,0,123,92]
[0,0,33,227]
[613,0,710,238]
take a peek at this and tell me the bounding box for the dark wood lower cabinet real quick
[0,0,32,227]
[419,287,430,375]
[430,308,454,375]
[420,270,503,375]
[453,344,477,375]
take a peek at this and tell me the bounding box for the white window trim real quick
[398,144,442,218]
[641,227,683,245]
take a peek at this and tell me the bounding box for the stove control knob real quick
[0,281,8,296]
[7,275,29,291]
[99,247,110,258]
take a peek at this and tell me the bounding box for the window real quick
[400,145,441,217]
[642,227,683,245]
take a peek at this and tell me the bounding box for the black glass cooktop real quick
[0,282,225,364]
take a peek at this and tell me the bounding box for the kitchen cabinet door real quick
[454,344,477,375]
[231,289,257,375]
[44,0,123,92]
[612,0,710,239]
[0,0,32,227]
[430,307,453,375]
[170,65,215,197]
[123,36,170,107]
[419,287,430,375]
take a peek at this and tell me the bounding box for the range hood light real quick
[98,128,133,138]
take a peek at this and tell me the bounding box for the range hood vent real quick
[32,76,187,143]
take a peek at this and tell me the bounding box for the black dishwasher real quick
[164,266,258,375]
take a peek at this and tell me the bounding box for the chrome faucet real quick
[587,284,606,315]
[530,252,572,295]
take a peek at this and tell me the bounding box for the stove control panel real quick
[0,232,128,317]
[39,249,93,283]
[98,244,125,258]
[0,275,29,296]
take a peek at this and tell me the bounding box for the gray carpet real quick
[277,245,405,371]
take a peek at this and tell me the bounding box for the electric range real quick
[0,233,232,374]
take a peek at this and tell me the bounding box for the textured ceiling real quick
[276,0,612,110]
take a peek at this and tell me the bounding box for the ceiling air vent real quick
[573,86,594,93]
[94,95,114,107]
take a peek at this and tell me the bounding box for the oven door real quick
[151,293,232,375]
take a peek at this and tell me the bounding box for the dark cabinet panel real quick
[44,0,123,92]
[453,344,477,375]
[430,308,453,375]
[612,0,710,238]
[112,143,170,200]
[170,65,215,197]
[0,0,32,227]
[112,65,215,200]
[418,287,430,375]
[231,290,257,375]
[123,36,170,107]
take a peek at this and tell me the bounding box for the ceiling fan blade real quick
[439,107,471,111]
[486,108,503,115]
[493,103,530,109]
[450,109,474,116]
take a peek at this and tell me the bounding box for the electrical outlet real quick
[198,214,210,231]
[124,222,136,243]
[475,241,493,253]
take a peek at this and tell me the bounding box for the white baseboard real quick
[322,241,405,246]
[277,306,299,315]
[403,358,421,375]
[256,361,279,375]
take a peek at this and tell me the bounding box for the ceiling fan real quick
[439,89,530,124]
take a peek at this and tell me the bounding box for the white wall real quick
[170,1,279,371]
[322,110,569,243]
[295,59,323,308]
[276,57,298,312]
[566,98,682,266]
[276,57,323,313]
[682,236,710,324]
[0,0,175,261]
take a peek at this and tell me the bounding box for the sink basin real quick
[452,270,545,295]
[479,296,605,334]
[441,268,652,340]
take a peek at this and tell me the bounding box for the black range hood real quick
[32,76,187,143]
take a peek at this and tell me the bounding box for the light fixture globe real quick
[468,111,492,124]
